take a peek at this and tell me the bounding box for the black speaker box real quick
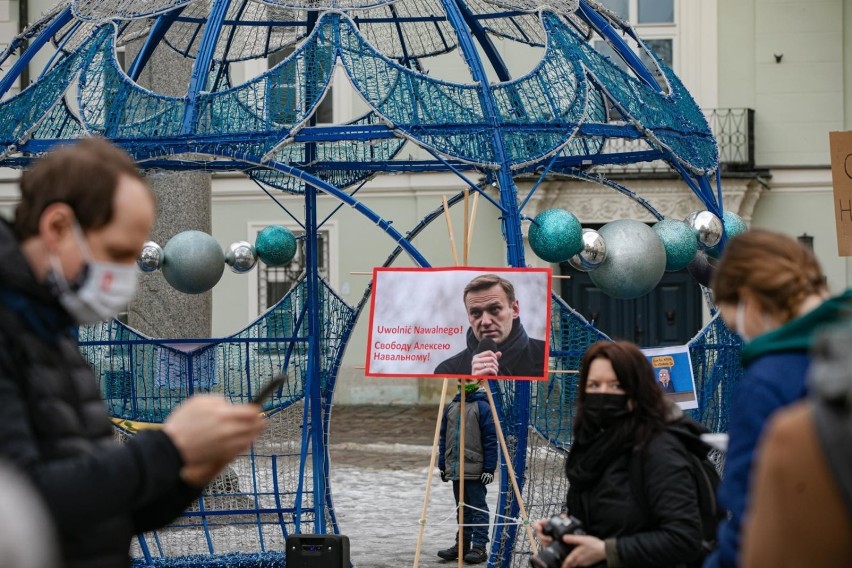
[286,534,350,568]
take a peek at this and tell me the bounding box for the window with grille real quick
[594,0,676,70]
[268,47,334,125]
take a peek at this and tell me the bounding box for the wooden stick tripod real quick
[412,190,538,568]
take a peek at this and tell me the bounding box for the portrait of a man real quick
[366,268,550,379]
[434,274,546,379]
[656,367,675,393]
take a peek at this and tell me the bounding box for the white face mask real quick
[735,300,752,343]
[48,225,140,324]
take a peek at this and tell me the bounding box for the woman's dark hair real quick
[575,340,668,447]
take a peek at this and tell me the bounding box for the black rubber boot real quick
[437,540,471,561]
[463,546,488,564]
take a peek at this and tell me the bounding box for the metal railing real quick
[592,107,755,174]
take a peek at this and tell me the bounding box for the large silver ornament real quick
[137,241,163,272]
[685,210,723,249]
[225,241,258,274]
[162,231,225,294]
[567,228,607,272]
[589,220,666,299]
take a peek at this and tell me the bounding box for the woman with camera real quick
[533,341,704,568]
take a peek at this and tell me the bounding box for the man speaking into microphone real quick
[434,274,546,379]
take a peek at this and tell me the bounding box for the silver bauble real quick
[685,210,723,249]
[589,220,667,299]
[137,241,163,272]
[225,241,258,274]
[567,228,607,272]
[686,250,716,287]
[162,231,225,294]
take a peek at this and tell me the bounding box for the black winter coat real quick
[0,222,199,568]
[434,320,546,378]
[566,430,703,568]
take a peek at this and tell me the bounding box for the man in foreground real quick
[0,138,266,568]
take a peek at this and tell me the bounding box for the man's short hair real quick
[14,138,146,240]
[463,274,516,305]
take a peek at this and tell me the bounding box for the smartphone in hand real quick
[251,373,288,405]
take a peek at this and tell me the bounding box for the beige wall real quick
[719,0,845,167]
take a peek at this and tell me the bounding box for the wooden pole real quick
[463,189,469,266]
[442,195,460,267]
[413,379,450,567]
[465,192,480,262]
[458,380,466,568]
[483,385,539,554]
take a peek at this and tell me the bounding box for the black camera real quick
[529,515,585,568]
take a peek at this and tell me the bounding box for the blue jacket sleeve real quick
[704,371,791,568]
[479,400,498,474]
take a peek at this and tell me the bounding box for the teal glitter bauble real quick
[162,231,225,294]
[707,211,749,258]
[653,219,699,272]
[528,209,583,263]
[590,220,666,299]
[255,225,297,266]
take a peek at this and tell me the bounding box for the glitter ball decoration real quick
[137,241,163,273]
[687,250,716,287]
[162,231,225,294]
[255,225,297,267]
[653,219,699,272]
[685,210,723,249]
[707,211,749,258]
[528,209,584,263]
[567,228,607,272]
[589,219,667,299]
[225,241,258,274]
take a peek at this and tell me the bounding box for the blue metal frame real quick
[0,2,725,565]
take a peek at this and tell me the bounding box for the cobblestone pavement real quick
[327,405,501,568]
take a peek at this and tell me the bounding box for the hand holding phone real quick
[251,373,288,405]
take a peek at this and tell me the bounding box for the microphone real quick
[476,337,498,354]
[474,338,501,377]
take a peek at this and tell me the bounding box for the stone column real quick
[125,45,214,339]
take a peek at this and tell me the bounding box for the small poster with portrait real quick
[365,267,551,380]
[641,344,698,410]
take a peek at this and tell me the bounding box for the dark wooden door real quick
[558,263,703,348]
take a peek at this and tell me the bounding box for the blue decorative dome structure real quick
[0,1,740,565]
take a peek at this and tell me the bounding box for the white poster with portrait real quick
[366,267,551,380]
[641,344,698,410]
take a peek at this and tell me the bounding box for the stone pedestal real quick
[124,44,214,339]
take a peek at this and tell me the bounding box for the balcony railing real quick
[591,107,755,174]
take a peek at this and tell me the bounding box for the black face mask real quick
[583,393,631,431]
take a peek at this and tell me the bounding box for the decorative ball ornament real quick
[161,231,226,294]
[255,225,297,267]
[687,250,716,287]
[653,219,699,272]
[567,228,607,272]
[707,211,749,259]
[528,209,584,263]
[589,220,667,299]
[225,241,258,274]
[137,241,163,272]
[685,210,723,249]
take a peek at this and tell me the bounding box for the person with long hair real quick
[703,229,852,568]
[534,341,705,568]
